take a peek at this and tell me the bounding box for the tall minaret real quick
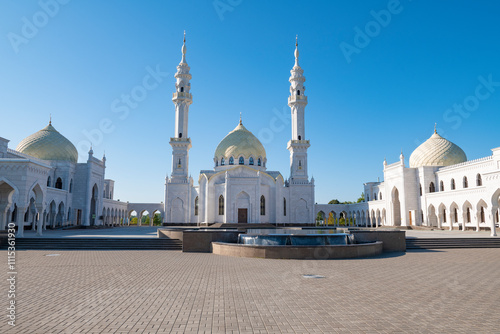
[169,31,193,182]
[287,36,310,182]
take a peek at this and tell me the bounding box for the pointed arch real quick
[194,196,199,216]
[218,195,224,215]
[260,195,265,216]
[391,187,401,226]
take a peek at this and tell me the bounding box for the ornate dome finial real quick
[239,112,242,125]
[49,113,52,126]
[294,35,299,67]
[434,122,437,134]
[181,31,187,63]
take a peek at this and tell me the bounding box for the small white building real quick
[315,129,499,236]
[0,122,128,235]
[164,36,315,225]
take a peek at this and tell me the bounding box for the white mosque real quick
[0,35,498,236]
[163,35,315,225]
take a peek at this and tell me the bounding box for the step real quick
[4,238,183,251]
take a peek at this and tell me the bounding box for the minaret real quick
[169,31,193,182]
[287,36,310,182]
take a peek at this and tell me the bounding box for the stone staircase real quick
[6,238,182,251]
[406,238,500,249]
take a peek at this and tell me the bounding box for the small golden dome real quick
[16,123,78,163]
[214,122,266,161]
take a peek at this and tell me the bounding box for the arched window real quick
[374,193,377,200]
[463,176,468,188]
[257,158,261,166]
[239,157,244,165]
[260,195,265,215]
[440,181,444,192]
[179,133,182,138]
[249,157,254,165]
[298,135,301,140]
[379,192,382,200]
[229,157,234,165]
[69,179,73,193]
[180,86,184,92]
[215,160,218,167]
[221,157,225,166]
[429,182,435,193]
[297,90,300,96]
[476,174,482,186]
[218,195,224,215]
[194,197,199,216]
[419,184,422,196]
[283,198,286,216]
[55,177,63,189]
[47,176,51,187]
[366,194,370,201]
[451,179,456,190]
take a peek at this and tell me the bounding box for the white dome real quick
[16,123,78,163]
[214,122,266,161]
[409,131,467,168]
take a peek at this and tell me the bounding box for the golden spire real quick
[49,113,52,125]
[239,112,242,125]
[434,123,437,134]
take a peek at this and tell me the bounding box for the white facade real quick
[315,132,499,236]
[0,130,129,236]
[164,36,315,225]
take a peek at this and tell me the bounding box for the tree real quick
[357,192,365,203]
[328,199,340,204]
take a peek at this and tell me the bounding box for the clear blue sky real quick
[1,1,500,204]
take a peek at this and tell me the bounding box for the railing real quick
[289,139,310,145]
[6,148,49,165]
[288,95,307,103]
[169,138,191,143]
[439,156,493,171]
[172,92,192,100]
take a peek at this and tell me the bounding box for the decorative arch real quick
[429,182,436,193]
[55,177,63,189]
[194,196,199,216]
[260,195,266,216]
[171,198,184,223]
[476,174,482,186]
[428,204,438,227]
[391,187,401,226]
[218,195,224,215]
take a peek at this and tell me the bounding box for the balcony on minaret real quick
[288,95,307,104]
[172,91,192,100]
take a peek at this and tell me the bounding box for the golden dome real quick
[409,131,467,168]
[214,122,266,160]
[16,123,78,163]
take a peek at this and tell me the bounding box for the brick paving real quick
[2,249,500,333]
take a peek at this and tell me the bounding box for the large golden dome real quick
[16,123,78,163]
[214,121,266,160]
[409,130,466,168]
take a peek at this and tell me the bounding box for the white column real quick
[16,207,26,238]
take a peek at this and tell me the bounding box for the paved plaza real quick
[2,245,500,333]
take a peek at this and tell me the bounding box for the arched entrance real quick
[171,198,184,223]
[90,184,98,226]
[392,187,401,226]
[0,180,16,230]
[236,191,250,223]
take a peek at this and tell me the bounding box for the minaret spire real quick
[287,35,310,182]
[294,35,299,67]
[181,30,187,64]
[169,32,193,182]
